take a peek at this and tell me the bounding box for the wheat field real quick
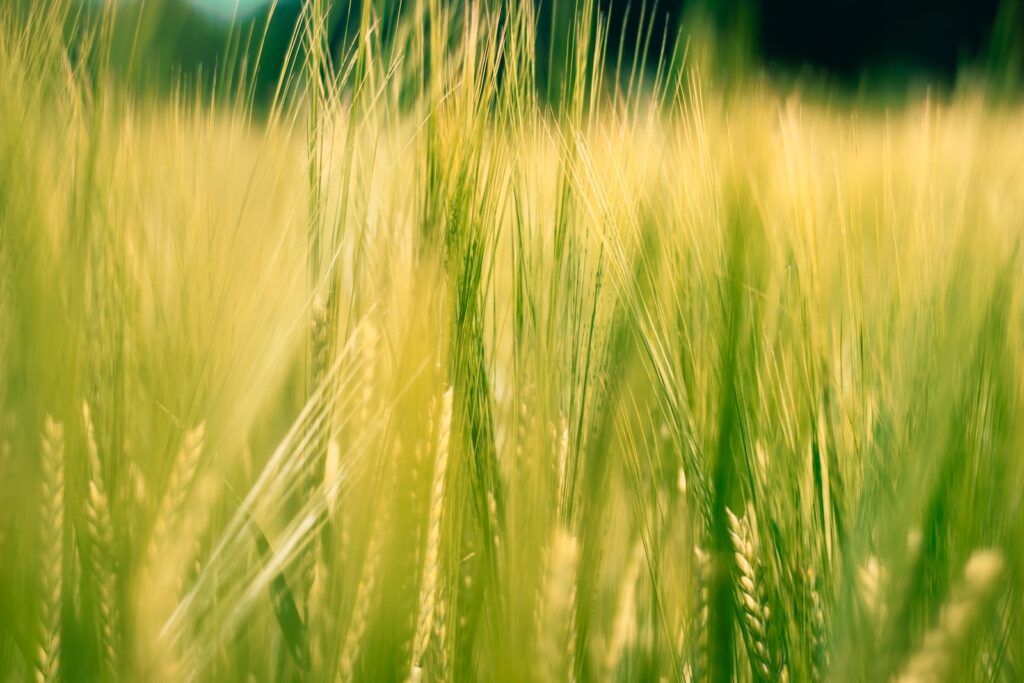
[2,1,1024,682]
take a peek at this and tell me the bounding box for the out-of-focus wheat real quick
[410,387,453,680]
[36,417,64,683]
[82,403,119,678]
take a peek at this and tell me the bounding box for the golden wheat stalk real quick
[36,416,64,683]
[409,386,453,680]
[82,402,118,679]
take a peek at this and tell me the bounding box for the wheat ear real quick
[605,539,643,677]
[858,555,888,624]
[36,417,64,683]
[82,402,118,678]
[336,496,390,683]
[302,298,333,627]
[690,546,712,682]
[808,568,828,683]
[336,438,399,683]
[894,549,1004,683]
[335,531,382,683]
[329,322,380,671]
[537,527,579,683]
[409,386,453,680]
[727,506,778,681]
[147,423,205,566]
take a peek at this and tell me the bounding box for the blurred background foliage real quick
[20,0,1024,104]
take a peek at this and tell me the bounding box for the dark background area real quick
[598,0,1016,84]
[67,0,1024,95]
[758,0,1002,79]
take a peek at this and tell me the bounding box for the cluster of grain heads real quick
[82,402,119,679]
[36,417,64,683]
[7,1,1024,681]
[409,386,453,682]
[893,550,1004,683]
